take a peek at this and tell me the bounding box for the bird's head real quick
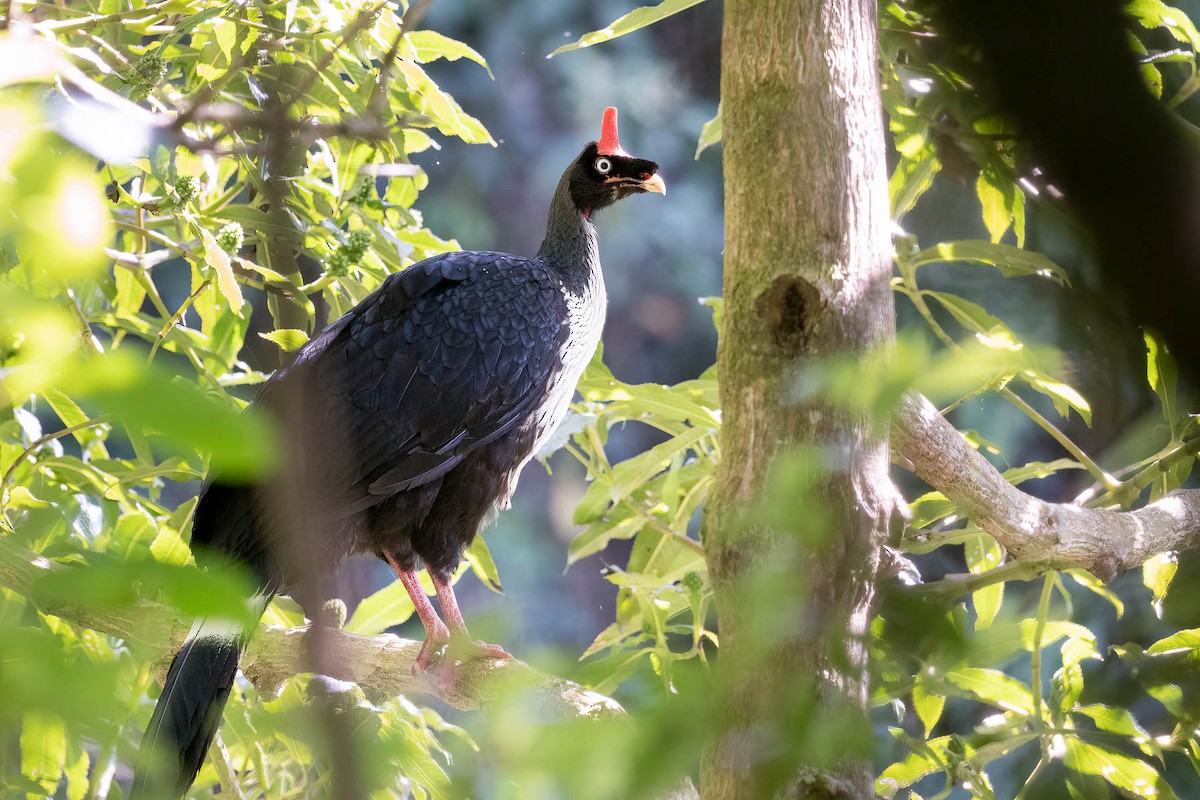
[569,107,666,218]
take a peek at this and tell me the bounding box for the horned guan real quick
[133,107,665,796]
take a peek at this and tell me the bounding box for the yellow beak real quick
[640,173,667,195]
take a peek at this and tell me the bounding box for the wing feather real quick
[261,251,567,517]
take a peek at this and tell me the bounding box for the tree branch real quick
[0,536,699,796]
[891,391,1200,581]
[0,536,631,722]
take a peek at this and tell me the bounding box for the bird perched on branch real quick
[133,107,665,797]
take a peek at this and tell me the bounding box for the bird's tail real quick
[132,602,267,799]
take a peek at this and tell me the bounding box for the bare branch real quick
[892,391,1200,581]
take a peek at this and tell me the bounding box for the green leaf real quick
[965,534,1004,630]
[569,511,646,565]
[396,61,494,145]
[549,0,707,57]
[1075,705,1158,757]
[163,6,226,47]
[41,388,90,432]
[1143,552,1178,619]
[150,526,193,566]
[34,559,260,630]
[1146,627,1200,654]
[1067,569,1124,617]
[1145,331,1179,437]
[1054,661,1085,714]
[345,581,415,635]
[1018,619,1096,654]
[1067,774,1113,800]
[1064,738,1178,799]
[68,354,278,479]
[1021,369,1092,426]
[259,329,310,352]
[923,291,1007,337]
[198,228,244,316]
[404,30,493,78]
[64,741,89,800]
[911,240,1069,286]
[977,170,1011,243]
[1001,459,1084,485]
[908,490,955,528]
[695,105,722,159]
[1128,0,1200,49]
[214,206,300,240]
[944,667,1034,715]
[574,426,709,523]
[912,675,944,734]
[213,18,237,62]
[876,733,962,797]
[923,291,1026,355]
[464,534,503,594]
[890,148,940,220]
[20,711,66,797]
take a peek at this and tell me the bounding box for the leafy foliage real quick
[870,2,1200,796]
[6,0,1200,797]
[0,1,497,795]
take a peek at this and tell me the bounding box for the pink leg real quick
[385,556,450,674]
[432,575,512,661]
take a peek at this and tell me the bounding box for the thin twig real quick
[148,279,210,364]
[33,1,172,33]
[0,419,111,495]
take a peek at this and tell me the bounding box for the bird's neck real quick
[537,170,600,290]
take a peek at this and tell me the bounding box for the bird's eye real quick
[595,157,612,174]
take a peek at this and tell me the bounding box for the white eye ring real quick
[595,157,612,174]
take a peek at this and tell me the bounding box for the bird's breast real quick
[532,270,607,449]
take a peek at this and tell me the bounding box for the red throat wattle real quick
[598,106,627,156]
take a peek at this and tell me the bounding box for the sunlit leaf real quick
[976,170,1011,243]
[20,711,66,796]
[1021,369,1092,426]
[465,534,503,594]
[549,0,707,57]
[198,228,244,315]
[695,105,722,159]
[912,674,944,734]
[259,329,310,352]
[1064,738,1179,800]
[405,30,493,78]
[1143,551,1178,619]
[944,667,1034,715]
[1145,331,1179,437]
[345,581,416,636]
[890,147,940,220]
[1001,459,1084,485]
[911,240,1069,286]
[965,534,1004,630]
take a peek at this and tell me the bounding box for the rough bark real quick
[701,2,896,798]
[892,391,1200,581]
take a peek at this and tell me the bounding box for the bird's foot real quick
[448,636,512,662]
[411,620,451,676]
[412,636,511,698]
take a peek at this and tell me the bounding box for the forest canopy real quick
[3,1,1200,799]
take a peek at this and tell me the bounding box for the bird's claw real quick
[451,637,512,662]
[411,631,510,680]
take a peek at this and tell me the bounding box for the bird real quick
[132,107,665,798]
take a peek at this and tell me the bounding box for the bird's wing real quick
[263,250,569,517]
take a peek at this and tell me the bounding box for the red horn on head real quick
[598,107,625,155]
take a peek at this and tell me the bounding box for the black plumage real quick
[133,107,665,797]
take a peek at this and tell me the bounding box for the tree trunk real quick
[701,2,895,799]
